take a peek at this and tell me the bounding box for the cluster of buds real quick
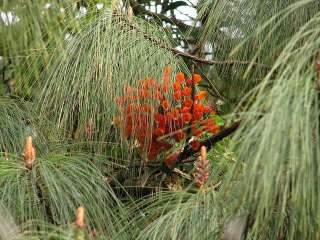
[115,67,220,166]
[194,146,210,188]
[23,136,35,169]
[74,206,86,240]
[75,206,86,229]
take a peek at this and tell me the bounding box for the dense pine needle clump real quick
[1,0,320,239]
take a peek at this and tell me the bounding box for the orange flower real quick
[126,104,134,114]
[203,105,212,113]
[125,124,133,138]
[163,67,172,76]
[154,90,163,100]
[116,96,126,106]
[162,84,169,93]
[139,90,151,99]
[173,82,181,91]
[176,72,185,83]
[145,78,158,88]
[139,79,150,90]
[193,74,202,83]
[148,139,172,160]
[192,128,203,137]
[190,140,201,151]
[202,118,214,129]
[186,78,193,86]
[124,86,135,94]
[182,112,192,123]
[140,104,152,113]
[193,112,202,121]
[202,119,220,134]
[196,91,206,100]
[183,87,191,96]
[183,98,193,108]
[192,122,204,137]
[172,108,180,120]
[194,104,204,114]
[155,127,165,136]
[162,100,170,110]
[164,153,179,167]
[173,90,182,101]
[163,67,172,83]
[154,113,166,126]
[208,125,220,134]
[112,116,121,126]
[176,130,186,142]
[181,106,190,113]
[165,114,173,127]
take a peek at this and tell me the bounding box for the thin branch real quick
[129,0,192,31]
[35,178,58,225]
[120,15,270,69]
[125,121,241,170]
[171,48,270,68]
[175,121,241,165]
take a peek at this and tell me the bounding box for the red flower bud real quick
[183,87,191,96]
[193,74,202,84]
[183,98,193,108]
[173,82,181,91]
[182,112,192,123]
[176,72,185,83]
[162,100,170,111]
[190,140,201,151]
[173,90,182,101]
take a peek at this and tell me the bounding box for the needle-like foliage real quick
[197,0,320,105]
[0,97,50,154]
[2,0,320,239]
[0,152,127,236]
[215,1,320,239]
[38,11,185,156]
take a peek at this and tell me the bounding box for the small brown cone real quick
[194,146,210,188]
[23,136,35,169]
[75,206,85,229]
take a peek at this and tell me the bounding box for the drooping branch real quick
[175,121,241,165]
[119,11,270,69]
[170,48,270,68]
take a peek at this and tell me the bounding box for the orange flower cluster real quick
[115,68,220,166]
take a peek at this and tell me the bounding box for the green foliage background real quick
[1,0,320,239]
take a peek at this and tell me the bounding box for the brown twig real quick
[124,121,241,170]
[118,15,270,69]
[175,121,241,166]
[170,48,270,68]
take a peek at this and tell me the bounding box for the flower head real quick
[176,72,185,83]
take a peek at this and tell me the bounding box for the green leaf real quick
[212,115,225,126]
